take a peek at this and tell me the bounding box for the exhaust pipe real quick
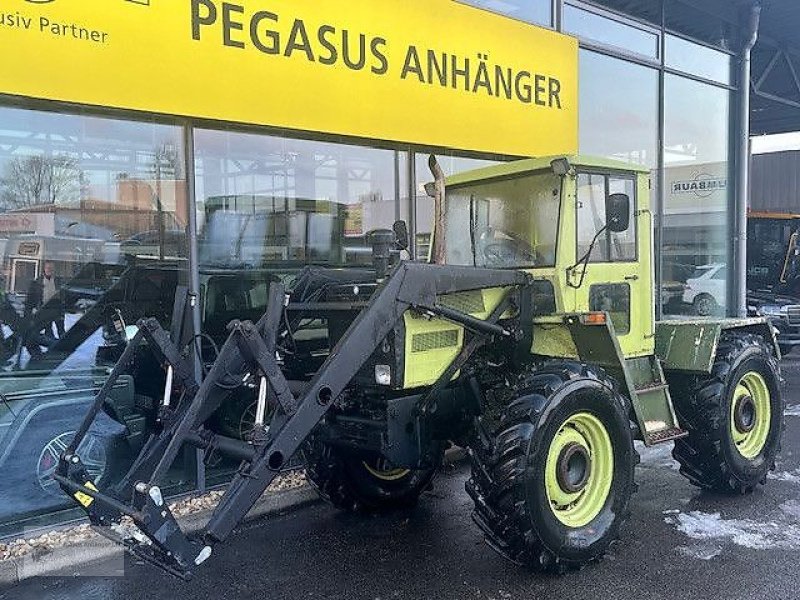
[426,155,447,265]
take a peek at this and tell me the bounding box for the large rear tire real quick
[305,445,439,512]
[668,333,783,493]
[467,361,637,572]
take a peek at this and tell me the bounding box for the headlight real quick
[758,304,786,317]
[375,364,392,386]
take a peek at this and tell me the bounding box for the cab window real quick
[577,173,636,262]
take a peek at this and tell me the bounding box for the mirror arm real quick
[567,224,609,289]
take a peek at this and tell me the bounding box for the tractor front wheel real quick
[467,361,637,572]
[305,445,439,512]
[669,333,783,493]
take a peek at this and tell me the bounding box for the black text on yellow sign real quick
[0,0,578,157]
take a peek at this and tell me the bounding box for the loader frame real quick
[56,262,533,579]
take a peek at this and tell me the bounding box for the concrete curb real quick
[0,484,319,587]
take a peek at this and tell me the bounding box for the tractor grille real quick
[787,305,800,326]
[411,329,459,352]
[437,291,485,314]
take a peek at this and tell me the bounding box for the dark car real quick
[747,289,800,356]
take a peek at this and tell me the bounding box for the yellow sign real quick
[0,0,578,157]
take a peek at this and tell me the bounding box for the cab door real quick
[570,171,653,357]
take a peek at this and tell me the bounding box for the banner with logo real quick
[0,0,578,157]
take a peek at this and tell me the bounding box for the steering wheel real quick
[474,227,537,267]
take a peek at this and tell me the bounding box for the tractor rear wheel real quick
[305,445,439,512]
[668,333,783,493]
[467,361,637,572]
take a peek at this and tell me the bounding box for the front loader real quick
[58,155,784,579]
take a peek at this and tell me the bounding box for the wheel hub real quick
[556,442,592,493]
[733,395,756,433]
[544,412,614,528]
[730,371,772,460]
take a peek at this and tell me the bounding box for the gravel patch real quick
[0,470,307,563]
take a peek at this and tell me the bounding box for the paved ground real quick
[5,356,800,600]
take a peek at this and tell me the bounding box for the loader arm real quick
[56,262,532,579]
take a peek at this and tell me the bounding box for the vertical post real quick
[183,123,205,493]
[408,150,417,260]
[655,0,666,321]
[553,0,563,31]
[732,2,761,317]
[394,151,401,223]
[183,124,202,378]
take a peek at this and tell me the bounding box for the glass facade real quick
[665,34,732,85]
[194,129,400,271]
[662,76,731,316]
[578,51,659,168]
[564,3,659,59]
[459,0,551,27]
[0,107,189,532]
[569,3,735,319]
[0,1,743,534]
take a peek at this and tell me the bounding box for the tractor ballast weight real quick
[58,154,784,579]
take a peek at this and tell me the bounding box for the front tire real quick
[305,445,439,512]
[668,333,783,493]
[467,361,637,572]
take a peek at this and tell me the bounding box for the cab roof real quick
[444,155,650,187]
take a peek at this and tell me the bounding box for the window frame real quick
[575,169,639,264]
[589,281,631,335]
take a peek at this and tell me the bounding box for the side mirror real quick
[606,193,630,233]
[393,220,409,251]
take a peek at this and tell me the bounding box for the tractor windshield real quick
[443,172,561,268]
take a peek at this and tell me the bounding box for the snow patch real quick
[780,500,800,519]
[677,543,722,561]
[665,510,800,552]
[774,469,800,484]
[636,441,679,471]
[784,404,800,417]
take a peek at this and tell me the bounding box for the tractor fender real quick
[656,317,779,373]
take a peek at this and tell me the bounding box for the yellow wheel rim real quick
[544,412,614,528]
[362,457,411,481]
[730,371,772,459]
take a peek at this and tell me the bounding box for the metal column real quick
[732,2,762,317]
[183,124,205,492]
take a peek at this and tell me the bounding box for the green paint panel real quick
[655,320,723,373]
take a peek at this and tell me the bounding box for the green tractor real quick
[57,155,783,579]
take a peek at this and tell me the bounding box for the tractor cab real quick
[434,155,653,357]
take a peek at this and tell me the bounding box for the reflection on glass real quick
[413,154,502,261]
[0,107,190,531]
[662,75,731,317]
[563,4,659,59]
[665,34,731,85]
[444,172,562,268]
[578,50,659,168]
[194,130,403,483]
[458,0,551,27]
[194,129,398,270]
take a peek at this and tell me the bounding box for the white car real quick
[682,263,726,316]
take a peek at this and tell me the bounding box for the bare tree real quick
[149,142,183,260]
[0,154,85,209]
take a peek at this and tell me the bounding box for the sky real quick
[752,132,800,154]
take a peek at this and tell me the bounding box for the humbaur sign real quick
[0,0,578,157]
